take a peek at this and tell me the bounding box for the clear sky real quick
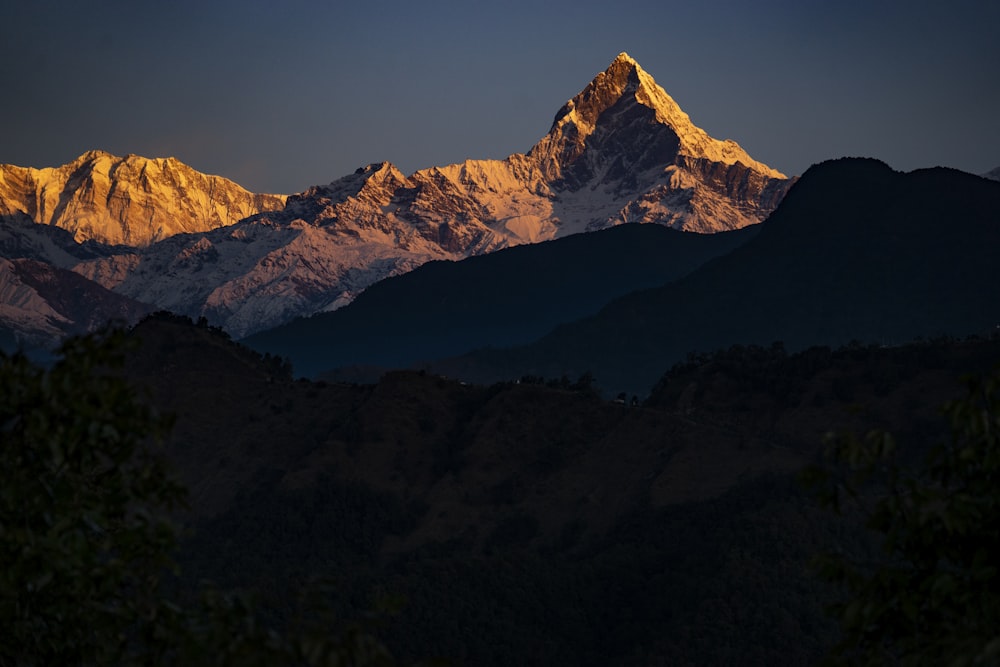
[3,0,998,194]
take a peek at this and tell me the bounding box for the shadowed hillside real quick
[122,313,1000,666]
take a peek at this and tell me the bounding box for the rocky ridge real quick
[0,151,287,246]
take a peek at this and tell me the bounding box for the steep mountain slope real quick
[984,166,1000,181]
[1,53,790,342]
[0,256,152,349]
[0,150,287,246]
[437,159,1000,394]
[243,223,759,377]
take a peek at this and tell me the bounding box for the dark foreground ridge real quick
[124,313,1000,666]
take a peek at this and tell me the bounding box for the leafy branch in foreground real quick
[0,329,183,665]
[0,328,402,666]
[804,369,1000,667]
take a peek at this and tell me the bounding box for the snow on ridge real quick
[630,61,785,179]
[0,151,287,246]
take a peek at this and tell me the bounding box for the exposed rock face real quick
[0,151,287,246]
[1,53,792,342]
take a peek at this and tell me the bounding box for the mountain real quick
[243,223,759,378]
[984,166,1000,181]
[0,150,287,246]
[434,159,1000,395]
[0,53,790,342]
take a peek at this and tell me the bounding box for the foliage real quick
[516,371,599,394]
[169,582,399,667]
[190,470,839,667]
[0,328,183,665]
[804,369,1000,666]
[0,328,397,666]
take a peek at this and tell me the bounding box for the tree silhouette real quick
[805,368,1000,666]
[0,327,399,666]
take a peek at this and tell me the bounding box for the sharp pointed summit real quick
[530,53,785,186]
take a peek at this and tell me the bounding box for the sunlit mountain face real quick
[0,150,287,246]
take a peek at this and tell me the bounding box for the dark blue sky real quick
[3,0,998,193]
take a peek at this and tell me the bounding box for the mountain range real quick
[0,53,790,345]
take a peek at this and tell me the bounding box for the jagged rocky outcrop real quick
[1,53,792,342]
[0,151,287,246]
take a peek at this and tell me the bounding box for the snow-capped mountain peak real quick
[529,52,784,183]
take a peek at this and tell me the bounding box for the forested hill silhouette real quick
[437,158,1000,395]
[242,223,757,378]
